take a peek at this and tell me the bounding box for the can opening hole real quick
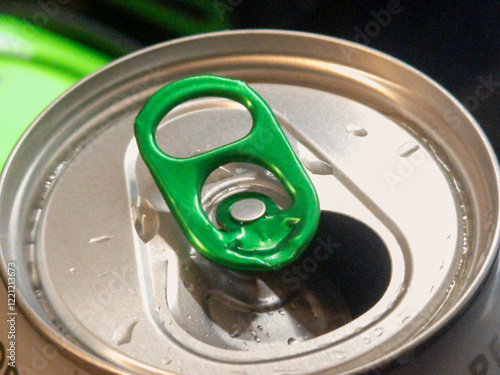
[255,210,391,339]
[184,210,391,350]
[155,98,252,159]
[283,210,392,319]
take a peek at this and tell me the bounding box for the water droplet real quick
[297,143,333,175]
[154,304,161,312]
[257,325,263,331]
[132,196,159,243]
[69,268,76,273]
[371,313,383,322]
[230,324,241,338]
[302,159,333,175]
[333,351,347,359]
[373,327,384,337]
[266,311,274,316]
[346,124,368,137]
[398,142,420,157]
[187,315,191,320]
[255,336,261,343]
[162,357,172,366]
[112,318,138,345]
[278,309,285,316]
[88,235,113,245]
[287,338,296,345]
[363,337,371,344]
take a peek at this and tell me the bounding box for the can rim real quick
[1,29,499,374]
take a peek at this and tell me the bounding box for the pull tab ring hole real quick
[155,97,252,159]
[201,162,291,229]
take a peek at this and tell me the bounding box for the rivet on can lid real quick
[230,198,267,222]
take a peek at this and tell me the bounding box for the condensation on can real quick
[0,30,499,375]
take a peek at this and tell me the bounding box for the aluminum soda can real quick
[0,30,499,375]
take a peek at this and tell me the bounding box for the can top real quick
[1,30,499,375]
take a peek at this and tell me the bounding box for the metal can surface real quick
[0,30,499,375]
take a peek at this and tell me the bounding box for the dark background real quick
[3,0,498,152]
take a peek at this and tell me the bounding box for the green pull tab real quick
[134,75,320,271]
